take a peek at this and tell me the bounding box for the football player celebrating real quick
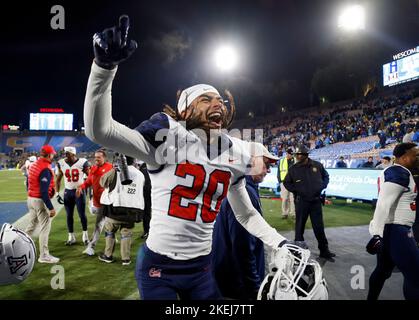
[56,147,90,246]
[84,15,291,300]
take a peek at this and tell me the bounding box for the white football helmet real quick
[257,243,328,300]
[0,223,36,285]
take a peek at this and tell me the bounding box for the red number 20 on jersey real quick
[168,163,231,223]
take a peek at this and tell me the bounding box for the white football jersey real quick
[84,63,286,261]
[58,158,89,190]
[136,113,252,260]
[370,164,417,236]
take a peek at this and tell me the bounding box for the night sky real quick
[1,0,418,129]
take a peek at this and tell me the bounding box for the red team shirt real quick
[79,162,113,208]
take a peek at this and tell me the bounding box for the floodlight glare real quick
[214,46,238,72]
[338,5,365,31]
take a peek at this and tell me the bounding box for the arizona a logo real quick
[7,255,28,274]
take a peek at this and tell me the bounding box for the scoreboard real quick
[383,46,419,87]
[30,113,73,131]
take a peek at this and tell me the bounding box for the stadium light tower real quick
[214,45,238,72]
[337,4,365,31]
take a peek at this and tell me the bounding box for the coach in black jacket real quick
[283,144,336,260]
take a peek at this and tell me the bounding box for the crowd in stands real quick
[260,89,419,158]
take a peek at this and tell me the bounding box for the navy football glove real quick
[366,235,382,255]
[93,15,138,70]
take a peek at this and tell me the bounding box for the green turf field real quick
[0,170,374,299]
[0,169,29,202]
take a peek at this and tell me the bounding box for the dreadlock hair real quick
[162,89,236,130]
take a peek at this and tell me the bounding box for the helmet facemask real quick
[258,244,328,300]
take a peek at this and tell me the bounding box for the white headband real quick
[64,146,76,155]
[177,84,220,113]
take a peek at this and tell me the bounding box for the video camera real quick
[114,152,132,185]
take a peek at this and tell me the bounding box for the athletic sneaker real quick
[65,233,76,246]
[82,232,89,246]
[65,239,76,246]
[83,246,95,256]
[38,254,60,264]
[98,253,114,263]
[121,259,131,266]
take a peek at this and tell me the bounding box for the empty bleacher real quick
[309,136,378,160]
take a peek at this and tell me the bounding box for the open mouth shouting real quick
[207,111,223,129]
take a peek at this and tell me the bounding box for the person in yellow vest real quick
[278,148,295,219]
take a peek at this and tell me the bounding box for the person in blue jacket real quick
[212,143,279,300]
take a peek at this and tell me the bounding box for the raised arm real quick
[84,63,161,167]
[84,15,163,167]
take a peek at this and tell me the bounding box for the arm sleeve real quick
[369,182,404,237]
[227,179,286,249]
[84,62,162,166]
[80,172,93,189]
[82,160,90,174]
[39,170,54,210]
[321,165,329,189]
[282,169,296,193]
[141,166,152,217]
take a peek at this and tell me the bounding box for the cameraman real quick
[98,155,150,265]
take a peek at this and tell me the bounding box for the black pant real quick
[368,224,419,300]
[294,197,328,252]
[64,189,87,232]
